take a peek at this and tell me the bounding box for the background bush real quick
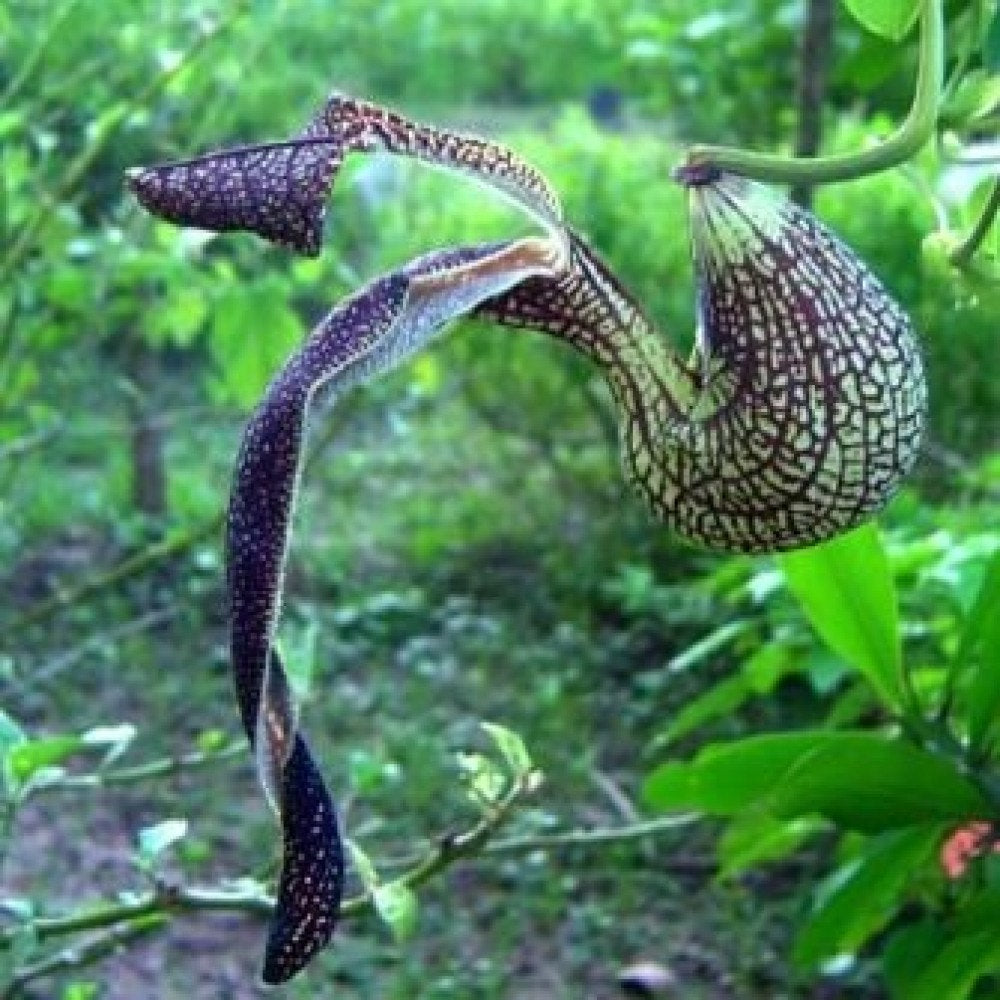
[1,1,998,997]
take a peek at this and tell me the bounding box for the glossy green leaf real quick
[645,731,844,814]
[769,734,990,831]
[883,921,943,999]
[655,674,749,750]
[80,723,137,768]
[943,70,1000,129]
[646,731,990,829]
[0,711,25,757]
[904,929,1000,1000]
[457,751,505,807]
[61,984,100,1000]
[665,619,750,673]
[80,724,136,748]
[276,621,319,702]
[347,839,379,892]
[779,523,902,706]
[793,826,939,967]
[841,0,920,41]
[958,549,1000,746]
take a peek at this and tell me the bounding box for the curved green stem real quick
[950,177,1000,267]
[683,0,944,185]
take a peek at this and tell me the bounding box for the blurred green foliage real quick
[1,0,998,997]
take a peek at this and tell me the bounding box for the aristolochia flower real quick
[129,95,926,982]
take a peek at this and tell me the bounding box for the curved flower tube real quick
[228,238,562,983]
[129,94,927,981]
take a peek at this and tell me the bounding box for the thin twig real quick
[1,915,167,998]
[485,814,698,854]
[9,514,224,631]
[589,768,641,824]
[342,771,533,909]
[23,608,179,690]
[0,784,703,993]
[36,741,248,793]
[0,773,535,968]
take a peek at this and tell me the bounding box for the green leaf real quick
[43,267,90,312]
[80,723,136,769]
[373,880,418,941]
[481,721,532,777]
[0,711,25,757]
[883,921,943,1000]
[61,984,99,1000]
[136,818,188,867]
[903,929,1000,1000]
[665,619,750,673]
[793,826,939,967]
[841,0,920,41]
[986,9,1000,73]
[717,812,823,879]
[779,523,902,707]
[146,287,208,348]
[195,728,228,754]
[80,724,136,748]
[951,887,1000,936]
[8,735,83,783]
[646,731,990,829]
[654,644,794,749]
[957,549,1000,747]
[655,674,750,750]
[769,734,990,831]
[457,751,505,807]
[645,731,844,814]
[209,281,304,409]
[943,70,1000,129]
[836,30,903,90]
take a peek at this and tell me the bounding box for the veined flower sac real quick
[651,166,928,551]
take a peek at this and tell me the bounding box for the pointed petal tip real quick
[124,166,161,207]
[260,902,339,986]
[123,165,147,192]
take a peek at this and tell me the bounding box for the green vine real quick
[683,0,945,186]
[951,177,1000,267]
